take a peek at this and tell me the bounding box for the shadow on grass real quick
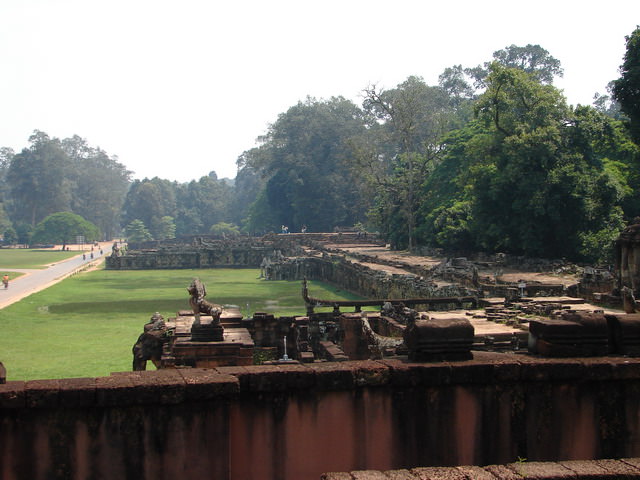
[49,299,188,315]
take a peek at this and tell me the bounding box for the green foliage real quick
[31,212,99,248]
[210,222,241,237]
[414,66,633,260]
[6,131,73,226]
[3,226,17,245]
[245,96,369,233]
[579,208,625,264]
[4,41,637,263]
[4,131,130,238]
[466,44,563,88]
[612,26,640,144]
[125,219,152,242]
[155,216,176,241]
[14,223,33,245]
[122,174,234,238]
[62,135,131,240]
[429,200,474,251]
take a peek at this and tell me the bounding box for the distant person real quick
[301,225,307,234]
[83,253,86,260]
[2,274,9,289]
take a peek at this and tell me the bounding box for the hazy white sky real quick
[1,0,638,182]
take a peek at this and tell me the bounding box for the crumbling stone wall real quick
[106,239,302,270]
[265,255,470,299]
[324,459,640,479]
[3,355,640,480]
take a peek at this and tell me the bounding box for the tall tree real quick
[433,64,631,261]
[245,96,369,232]
[612,26,640,144]
[362,77,453,248]
[62,135,131,240]
[121,178,177,238]
[466,44,563,89]
[125,219,152,242]
[6,131,72,226]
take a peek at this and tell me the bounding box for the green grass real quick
[0,268,362,381]
[0,248,79,269]
[1,272,25,281]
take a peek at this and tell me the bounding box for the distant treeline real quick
[2,32,639,263]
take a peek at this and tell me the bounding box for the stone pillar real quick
[616,221,640,294]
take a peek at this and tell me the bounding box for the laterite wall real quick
[2,353,640,480]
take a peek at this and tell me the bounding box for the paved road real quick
[0,244,111,309]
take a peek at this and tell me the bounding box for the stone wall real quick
[323,459,640,479]
[106,241,300,269]
[266,255,471,300]
[3,354,640,480]
[106,234,381,270]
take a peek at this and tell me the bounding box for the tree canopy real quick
[613,26,640,143]
[3,39,639,263]
[31,212,99,249]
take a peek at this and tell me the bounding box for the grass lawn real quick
[0,248,79,269]
[0,267,362,381]
[1,271,25,281]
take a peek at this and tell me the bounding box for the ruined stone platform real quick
[428,310,529,349]
[163,313,253,367]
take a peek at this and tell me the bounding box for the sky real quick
[1,1,639,182]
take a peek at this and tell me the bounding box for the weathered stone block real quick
[58,377,97,408]
[25,379,60,408]
[606,313,640,356]
[528,312,609,357]
[403,317,474,362]
[0,381,25,408]
[178,368,239,400]
[505,461,575,479]
[378,358,453,387]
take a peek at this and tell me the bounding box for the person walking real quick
[2,274,9,289]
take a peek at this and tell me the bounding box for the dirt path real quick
[0,242,113,309]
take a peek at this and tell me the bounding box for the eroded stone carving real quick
[188,278,224,341]
[132,312,173,371]
[188,278,222,326]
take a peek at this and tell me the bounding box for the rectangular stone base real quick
[165,328,254,368]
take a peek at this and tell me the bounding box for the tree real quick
[612,26,640,144]
[62,135,131,240]
[593,81,623,119]
[174,176,232,236]
[3,226,17,246]
[210,222,241,237]
[426,65,632,261]
[125,219,152,242]
[121,178,177,237]
[6,131,73,226]
[362,77,453,248]
[466,44,563,89]
[31,212,98,250]
[14,223,33,246]
[245,96,369,233]
[155,216,176,240]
